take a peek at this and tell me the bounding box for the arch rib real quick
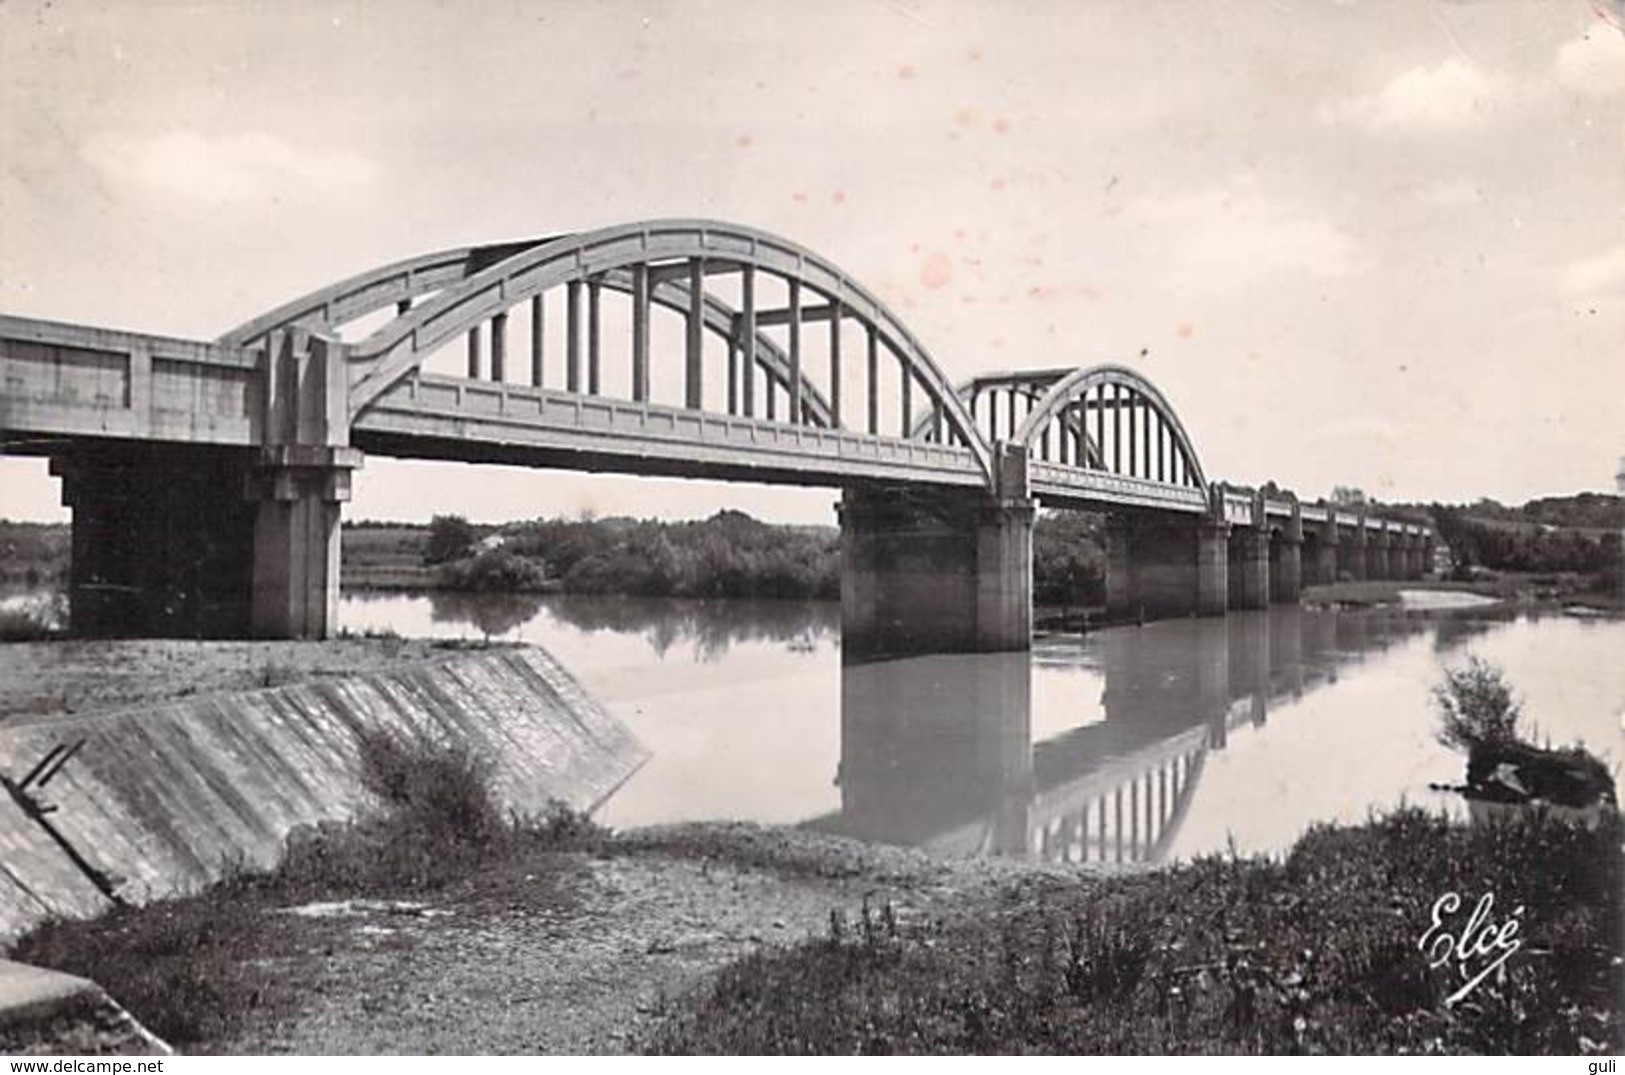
[217,238,837,427]
[343,220,993,484]
[216,238,559,349]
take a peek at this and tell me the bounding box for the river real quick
[344,591,1624,863]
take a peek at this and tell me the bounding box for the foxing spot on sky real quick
[1,0,1621,525]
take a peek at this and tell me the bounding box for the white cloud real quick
[1128,178,1370,286]
[1562,244,1625,296]
[1556,25,1625,96]
[80,129,378,208]
[1319,57,1511,129]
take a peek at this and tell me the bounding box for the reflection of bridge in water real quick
[813,605,1492,864]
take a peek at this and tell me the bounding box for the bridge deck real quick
[354,373,988,489]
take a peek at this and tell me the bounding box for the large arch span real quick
[257,220,996,485]
[218,237,842,428]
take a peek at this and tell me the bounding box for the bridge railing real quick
[1030,460,1209,513]
[0,315,259,447]
[356,371,988,487]
[1215,486,1431,538]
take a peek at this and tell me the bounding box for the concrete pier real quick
[247,448,357,640]
[249,330,360,639]
[1305,517,1338,586]
[1228,500,1271,611]
[1368,526,1391,581]
[1269,501,1303,604]
[839,466,1035,658]
[1345,516,1368,582]
[1106,513,1230,619]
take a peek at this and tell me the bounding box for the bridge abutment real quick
[54,445,258,638]
[50,330,360,641]
[839,459,1034,659]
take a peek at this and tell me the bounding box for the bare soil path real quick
[208,826,1096,1055]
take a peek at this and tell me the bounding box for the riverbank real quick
[1302,575,1624,612]
[8,810,1618,1055]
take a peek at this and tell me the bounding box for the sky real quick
[1,0,1621,525]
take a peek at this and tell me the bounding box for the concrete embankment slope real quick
[0,646,648,939]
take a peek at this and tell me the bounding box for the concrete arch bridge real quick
[0,219,1429,648]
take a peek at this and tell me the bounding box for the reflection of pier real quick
[810,605,1435,863]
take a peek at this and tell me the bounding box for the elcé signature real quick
[1417,890,1525,1007]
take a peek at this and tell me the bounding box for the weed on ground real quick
[648,808,1620,1055]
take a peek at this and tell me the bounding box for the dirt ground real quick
[207,825,1101,1055]
[0,638,455,726]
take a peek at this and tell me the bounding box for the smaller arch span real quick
[1015,364,1207,491]
[914,369,1103,467]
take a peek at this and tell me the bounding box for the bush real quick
[424,513,479,565]
[273,727,507,895]
[0,592,65,641]
[550,513,839,600]
[1433,656,1523,753]
[436,549,549,592]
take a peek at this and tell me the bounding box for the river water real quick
[341,591,1624,864]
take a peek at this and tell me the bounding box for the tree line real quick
[423,509,1111,606]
